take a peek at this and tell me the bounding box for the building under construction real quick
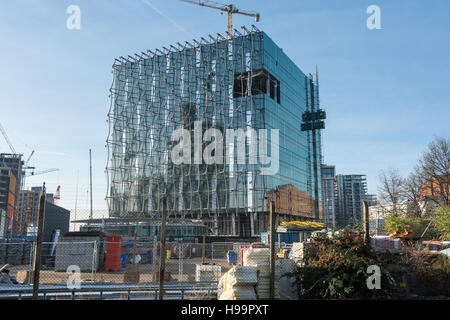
[0,153,22,236]
[106,27,324,237]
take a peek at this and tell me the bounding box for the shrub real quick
[432,206,450,241]
[384,214,439,239]
[294,232,398,299]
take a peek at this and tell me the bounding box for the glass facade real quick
[321,164,336,227]
[107,29,323,236]
[335,174,368,227]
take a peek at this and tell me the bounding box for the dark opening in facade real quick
[233,68,280,104]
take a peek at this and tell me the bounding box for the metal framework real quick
[106,27,323,236]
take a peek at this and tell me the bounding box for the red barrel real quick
[105,236,122,272]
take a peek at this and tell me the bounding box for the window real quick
[233,68,280,104]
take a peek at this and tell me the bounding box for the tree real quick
[378,168,405,216]
[418,137,450,206]
[384,214,437,239]
[403,168,434,218]
[432,206,450,241]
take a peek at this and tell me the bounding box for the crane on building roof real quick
[25,168,59,177]
[0,122,16,154]
[179,0,260,37]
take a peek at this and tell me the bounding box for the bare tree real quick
[418,137,450,206]
[378,168,405,216]
[403,168,432,217]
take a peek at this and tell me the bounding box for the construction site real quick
[0,0,449,303]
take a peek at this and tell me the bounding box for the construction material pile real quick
[280,221,325,230]
[291,242,307,261]
[243,248,280,299]
[218,266,258,300]
[6,241,24,265]
[22,241,33,265]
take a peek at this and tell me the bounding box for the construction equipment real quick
[21,150,35,187]
[180,0,260,36]
[25,168,59,177]
[0,122,16,154]
[24,151,34,168]
[54,185,61,201]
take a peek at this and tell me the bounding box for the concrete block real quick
[195,264,222,282]
[123,271,140,283]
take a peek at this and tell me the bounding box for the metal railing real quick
[0,281,218,300]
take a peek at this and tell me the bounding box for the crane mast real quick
[180,0,260,37]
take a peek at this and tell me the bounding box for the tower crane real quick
[25,168,59,177]
[180,0,260,37]
[21,150,35,187]
[0,121,16,154]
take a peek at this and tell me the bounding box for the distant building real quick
[321,165,336,228]
[365,194,378,207]
[77,218,208,242]
[0,153,23,188]
[0,209,7,238]
[17,186,60,238]
[0,153,22,235]
[26,201,70,243]
[266,184,323,226]
[420,175,450,205]
[0,167,18,235]
[335,174,368,227]
[368,203,410,235]
[17,189,42,235]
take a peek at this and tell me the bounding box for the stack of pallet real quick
[291,242,306,261]
[218,266,258,300]
[243,248,280,299]
[6,239,24,265]
[0,239,6,265]
[21,241,33,265]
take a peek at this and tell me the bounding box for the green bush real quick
[384,214,438,239]
[405,252,450,297]
[293,231,450,299]
[432,206,450,241]
[294,232,398,299]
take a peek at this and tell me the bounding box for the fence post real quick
[152,235,158,282]
[158,197,167,300]
[269,199,276,300]
[202,235,206,264]
[363,201,370,245]
[132,230,137,273]
[93,240,98,282]
[32,191,46,300]
[178,242,183,282]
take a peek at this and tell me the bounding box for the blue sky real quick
[0,0,449,218]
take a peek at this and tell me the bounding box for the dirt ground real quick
[8,258,231,285]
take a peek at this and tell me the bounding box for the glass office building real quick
[335,174,368,227]
[321,164,336,227]
[107,28,323,237]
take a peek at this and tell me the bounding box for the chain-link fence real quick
[1,239,253,286]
